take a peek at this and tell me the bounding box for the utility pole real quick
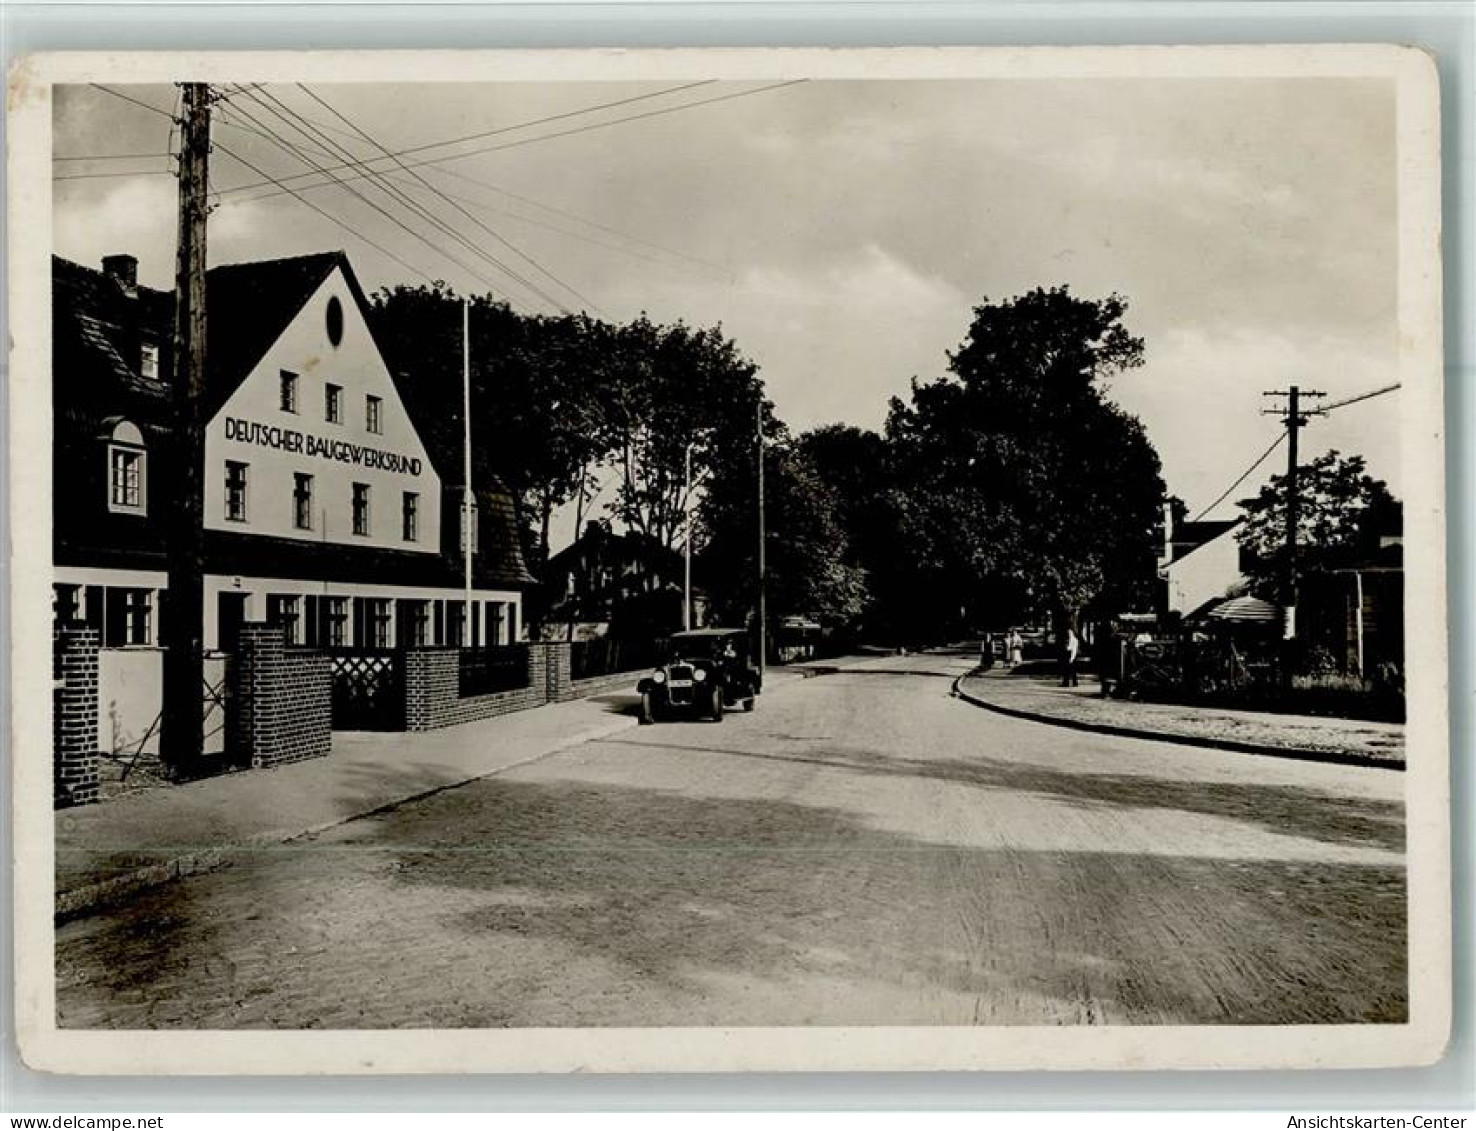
[756,402,767,676]
[683,443,693,632]
[1262,384,1325,641]
[462,298,473,646]
[161,81,211,774]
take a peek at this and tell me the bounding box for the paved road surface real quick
[56,650,1406,1028]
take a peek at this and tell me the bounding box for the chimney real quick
[101,254,138,295]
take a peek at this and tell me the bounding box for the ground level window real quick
[363,598,392,649]
[267,594,302,646]
[322,596,349,648]
[397,600,430,647]
[53,584,81,626]
[446,601,467,647]
[103,587,153,647]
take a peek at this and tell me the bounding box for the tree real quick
[369,285,617,573]
[600,317,764,554]
[699,418,867,634]
[883,286,1166,640]
[1236,450,1400,599]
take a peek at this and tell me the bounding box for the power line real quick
[297,83,598,313]
[426,164,733,278]
[219,80,717,198]
[1189,432,1286,522]
[54,152,173,162]
[211,135,435,285]
[1322,382,1400,413]
[54,168,173,182]
[234,85,571,312]
[226,80,808,206]
[89,83,177,121]
[220,86,524,302]
[1187,380,1402,524]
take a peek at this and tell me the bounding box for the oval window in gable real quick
[326,295,344,348]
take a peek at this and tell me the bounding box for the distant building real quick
[1157,513,1247,618]
[540,521,705,638]
[52,250,534,654]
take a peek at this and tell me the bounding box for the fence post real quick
[54,626,101,807]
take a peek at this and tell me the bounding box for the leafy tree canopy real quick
[883,286,1165,637]
[1236,450,1401,599]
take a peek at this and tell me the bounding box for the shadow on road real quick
[602,736,1405,853]
[57,767,1408,1030]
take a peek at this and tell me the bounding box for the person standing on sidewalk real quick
[1061,626,1081,687]
[1007,628,1024,669]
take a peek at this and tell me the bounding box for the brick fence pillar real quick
[232,623,332,768]
[403,648,458,731]
[54,626,100,808]
[528,641,569,703]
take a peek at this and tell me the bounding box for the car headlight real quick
[652,671,666,684]
[693,668,707,682]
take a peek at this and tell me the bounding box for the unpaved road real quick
[56,650,1406,1028]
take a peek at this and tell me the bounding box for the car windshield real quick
[670,634,742,661]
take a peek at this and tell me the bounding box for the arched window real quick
[102,418,146,515]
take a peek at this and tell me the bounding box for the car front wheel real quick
[708,686,724,722]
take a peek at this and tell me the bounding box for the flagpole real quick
[462,298,473,646]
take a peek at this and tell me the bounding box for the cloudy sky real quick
[54,76,1400,541]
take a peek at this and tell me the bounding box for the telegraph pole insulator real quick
[161,82,211,773]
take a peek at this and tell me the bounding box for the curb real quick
[950,675,1403,772]
[55,714,640,924]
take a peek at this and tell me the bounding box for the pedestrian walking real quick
[1061,626,1081,687]
[1007,628,1024,668]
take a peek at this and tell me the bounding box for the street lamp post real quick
[756,401,766,676]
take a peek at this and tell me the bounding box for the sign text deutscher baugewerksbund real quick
[224,416,424,477]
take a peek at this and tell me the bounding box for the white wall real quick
[1164,531,1244,615]
[203,265,442,552]
[97,650,228,759]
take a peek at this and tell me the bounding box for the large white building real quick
[53,250,534,654]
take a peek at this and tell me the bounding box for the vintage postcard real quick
[8,45,1448,1073]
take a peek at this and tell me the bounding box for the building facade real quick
[1158,517,1247,618]
[53,250,534,658]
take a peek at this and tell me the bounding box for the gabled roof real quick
[1166,519,1241,566]
[53,251,537,590]
[203,250,355,418]
[52,255,174,396]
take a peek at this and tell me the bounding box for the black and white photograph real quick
[8,46,1449,1074]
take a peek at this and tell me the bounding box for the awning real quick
[1205,596,1281,622]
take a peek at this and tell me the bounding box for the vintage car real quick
[636,628,762,724]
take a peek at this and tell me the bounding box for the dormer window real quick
[139,342,159,381]
[104,419,146,515]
